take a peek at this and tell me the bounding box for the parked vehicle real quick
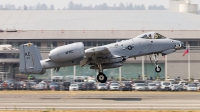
[69,84,79,91]
[197,83,200,90]
[134,80,145,83]
[63,81,71,90]
[49,82,60,90]
[0,83,3,90]
[160,81,171,90]
[39,81,48,89]
[120,82,132,91]
[26,82,37,90]
[135,83,146,91]
[181,83,188,91]
[74,78,84,83]
[12,82,20,90]
[82,82,96,90]
[96,83,108,90]
[52,76,64,82]
[4,79,15,89]
[35,84,46,90]
[109,83,120,91]
[187,84,197,91]
[166,79,175,83]
[107,81,119,89]
[171,84,183,91]
[18,81,27,90]
[152,81,161,89]
[77,83,85,90]
[178,81,188,85]
[147,83,157,91]
[132,83,136,90]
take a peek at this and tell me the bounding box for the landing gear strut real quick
[149,54,161,73]
[96,63,107,83]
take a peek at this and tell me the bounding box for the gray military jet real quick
[19,32,184,83]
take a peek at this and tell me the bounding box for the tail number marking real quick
[25,52,30,59]
[66,50,73,54]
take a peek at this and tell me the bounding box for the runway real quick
[0,91,199,110]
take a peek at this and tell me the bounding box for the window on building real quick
[83,42,87,46]
[12,42,19,47]
[19,42,29,46]
[110,41,115,44]
[53,42,57,47]
[87,42,91,47]
[91,41,97,47]
[47,41,57,47]
[183,41,187,46]
[102,41,108,45]
[34,42,41,47]
[98,42,102,46]
[47,42,52,47]
[188,41,200,46]
[65,41,74,45]
[0,53,19,59]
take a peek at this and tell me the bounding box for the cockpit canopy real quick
[140,33,166,39]
[154,33,166,39]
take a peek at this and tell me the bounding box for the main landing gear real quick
[97,72,107,83]
[96,64,107,83]
[149,54,161,73]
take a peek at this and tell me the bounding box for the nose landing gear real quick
[155,65,161,73]
[149,54,162,73]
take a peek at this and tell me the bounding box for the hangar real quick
[0,1,200,80]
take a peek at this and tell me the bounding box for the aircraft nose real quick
[175,41,184,50]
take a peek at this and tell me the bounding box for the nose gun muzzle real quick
[175,42,184,50]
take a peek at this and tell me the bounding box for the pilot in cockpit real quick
[148,34,152,39]
[154,33,158,39]
[154,33,166,39]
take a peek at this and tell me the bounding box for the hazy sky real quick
[0,0,200,9]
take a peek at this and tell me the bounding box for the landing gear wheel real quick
[155,66,161,73]
[97,72,107,83]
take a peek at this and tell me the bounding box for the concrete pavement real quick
[0,91,199,110]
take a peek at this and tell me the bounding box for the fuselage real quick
[86,32,183,60]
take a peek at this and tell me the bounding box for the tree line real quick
[0,2,199,14]
[0,2,166,10]
[0,3,54,10]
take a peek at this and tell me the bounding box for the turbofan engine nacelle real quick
[49,42,85,62]
[90,63,123,69]
[161,49,176,56]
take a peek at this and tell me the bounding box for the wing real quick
[80,46,126,68]
[85,46,111,57]
[80,46,111,67]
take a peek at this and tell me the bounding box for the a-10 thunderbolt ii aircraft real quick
[19,32,184,83]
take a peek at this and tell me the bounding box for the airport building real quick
[0,0,199,80]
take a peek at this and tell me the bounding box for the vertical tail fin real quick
[19,43,46,74]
